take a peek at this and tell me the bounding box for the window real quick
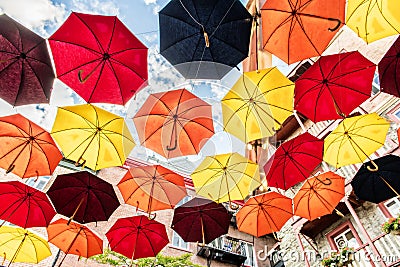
[243,242,256,267]
[25,176,50,191]
[372,72,380,95]
[171,231,189,250]
[326,221,362,250]
[379,196,400,218]
[333,228,358,249]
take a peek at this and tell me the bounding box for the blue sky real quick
[0,0,248,168]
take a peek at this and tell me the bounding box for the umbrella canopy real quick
[118,165,187,216]
[51,104,135,170]
[192,153,260,205]
[236,192,293,237]
[106,215,169,260]
[171,197,232,244]
[0,14,54,106]
[47,219,103,260]
[159,0,252,79]
[47,171,120,224]
[261,0,345,64]
[295,51,376,123]
[346,0,400,44]
[222,67,294,143]
[352,155,400,204]
[0,114,62,178]
[378,36,400,97]
[0,226,51,265]
[293,172,345,221]
[133,88,214,159]
[0,181,56,228]
[324,113,390,168]
[49,12,148,105]
[264,133,323,190]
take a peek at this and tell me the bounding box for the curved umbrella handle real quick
[327,18,342,32]
[366,160,379,172]
[148,213,157,221]
[166,138,178,151]
[74,157,86,168]
[316,177,332,186]
[229,201,239,210]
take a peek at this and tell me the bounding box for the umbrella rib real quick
[260,10,293,49]
[195,170,225,196]
[87,61,107,103]
[109,57,147,82]
[75,13,105,54]
[329,65,376,83]
[211,35,251,57]
[293,14,321,56]
[376,1,400,34]
[49,39,102,56]
[160,32,200,53]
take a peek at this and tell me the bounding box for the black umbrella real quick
[171,197,232,245]
[159,0,252,79]
[351,155,400,204]
[47,171,120,224]
[0,14,55,106]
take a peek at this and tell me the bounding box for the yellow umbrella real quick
[191,153,261,207]
[0,226,51,266]
[324,113,390,169]
[221,67,294,143]
[346,0,400,43]
[51,104,135,170]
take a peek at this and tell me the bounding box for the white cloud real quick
[70,0,119,16]
[0,0,67,36]
[142,0,160,15]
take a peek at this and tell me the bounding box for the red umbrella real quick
[49,12,148,105]
[171,197,232,245]
[0,113,62,178]
[0,181,56,228]
[379,36,400,97]
[133,88,214,159]
[264,132,323,190]
[295,51,376,122]
[47,171,120,224]
[0,14,55,106]
[106,215,169,260]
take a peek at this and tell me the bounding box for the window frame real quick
[326,221,363,250]
[378,196,400,218]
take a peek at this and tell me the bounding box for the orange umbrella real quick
[0,114,62,178]
[118,165,187,218]
[133,88,214,159]
[236,192,293,237]
[293,172,345,221]
[47,218,103,267]
[261,0,345,64]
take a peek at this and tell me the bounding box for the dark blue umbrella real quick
[351,155,400,204]
[159,0,252,79]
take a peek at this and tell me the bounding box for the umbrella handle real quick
[74,158,86,169]
[315,177,332,186]
[229,202,239,210]
[2,253,5,266]
[148,213,156,220]
[327,18,342,32]
[166,138,178,151]
[366,160,379,172]
[5,165,15,174]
